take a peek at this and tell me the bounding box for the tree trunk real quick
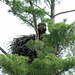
[33,15,39,40]
[51,0,55,22]
[29,0,39,40]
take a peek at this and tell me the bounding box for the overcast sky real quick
[0,0,75,52]
[0,1,35,52]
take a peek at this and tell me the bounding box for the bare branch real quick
[47,0,51,8]
[45,2,50,8]
[54,9,75,17]
[0,47,7,55]
[33,3,41,9]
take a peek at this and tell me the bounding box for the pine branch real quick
[57,67,72,75]
[18,14,34,27]
[32,3,51,17]
[0,47,7,55]
[54,9,75,17]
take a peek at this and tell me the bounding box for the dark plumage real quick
[38,23,46,40]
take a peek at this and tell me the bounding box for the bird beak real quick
[44,26,46,28]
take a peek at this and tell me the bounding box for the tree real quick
[0,0,75,75]
[0,21,75,75]
[0,52,75,75]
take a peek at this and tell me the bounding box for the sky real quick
[0,2,35,52]
[0,0,75,74]
[55,0,75,23]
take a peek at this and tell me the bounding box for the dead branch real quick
[54,9,75,17]
[0,47,7,55]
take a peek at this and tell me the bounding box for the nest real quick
[10,34,37,63]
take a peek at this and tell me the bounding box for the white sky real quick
[0,2,35,52]
[55,0,75,23]
[0,0,75,74]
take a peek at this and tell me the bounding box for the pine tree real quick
[0,0,75,75]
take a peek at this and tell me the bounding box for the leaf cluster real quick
[8,0,25,14]
[46,21,75,47]
[0,53,75,75]
[26,40,52,53]
[7,0,47,27]
[0,54,29,75]
[24,6,46,18]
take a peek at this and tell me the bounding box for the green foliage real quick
[26,40,52,53]
[40,20,75,55]
[26,40,44,52]
[0,54,29,75]
[25,20,75,55]
[29,53,75,75]
[0,53,75,75]
[7,0,47,27]
[25,0,41,4]
[0,0,75,74]
[0,20,75,74]
[42,18,52,23]
[24,6,46,18]
[47,21,75,46]
[8,0,25,14]
[63,18,67,23]
[37,52,45,59]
